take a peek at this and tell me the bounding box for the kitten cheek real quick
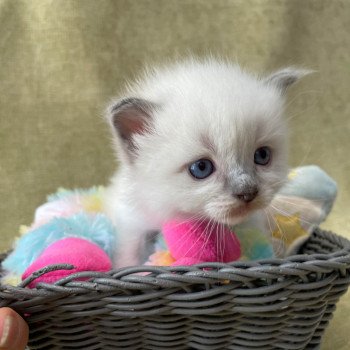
[258,187,279,206]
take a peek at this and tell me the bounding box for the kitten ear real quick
[108,97,155,158]
[264,67,312,93]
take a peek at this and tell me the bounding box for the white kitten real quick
[104,58,308,268]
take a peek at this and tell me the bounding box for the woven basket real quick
[1,228,350,350]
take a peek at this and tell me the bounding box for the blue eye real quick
[189,159,215,179]
[254,147,271,166]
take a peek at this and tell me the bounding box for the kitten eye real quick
[254,147,271,166]
[189,159,215,179]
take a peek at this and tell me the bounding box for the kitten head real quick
[107,59,309,226]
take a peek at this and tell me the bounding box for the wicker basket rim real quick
[0,228,348,296]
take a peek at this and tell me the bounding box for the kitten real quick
[103,58,308,268]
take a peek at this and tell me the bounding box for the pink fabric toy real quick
[21,219,240,288]
[22,237,112,288]
[162,219,241,266]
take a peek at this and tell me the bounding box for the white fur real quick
[104,58,301,268]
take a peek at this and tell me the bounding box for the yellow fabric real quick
[0,1,349,348]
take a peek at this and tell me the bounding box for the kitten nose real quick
[234,189,258,203]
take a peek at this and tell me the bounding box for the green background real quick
[0,1,349,349]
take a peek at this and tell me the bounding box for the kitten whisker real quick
[275,195,330,203]
[170,214,209,254]
[180,215,213,260]
[269,204,314,226]
[264,208,285,257]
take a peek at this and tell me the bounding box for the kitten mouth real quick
[205,199,264,227]
[219,204,253,225]
[228,206,249,220]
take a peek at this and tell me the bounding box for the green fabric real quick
[0,1,349,348]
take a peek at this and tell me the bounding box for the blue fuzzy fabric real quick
[281,165,337,215]
[2,213,117,275]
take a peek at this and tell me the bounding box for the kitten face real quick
[109,59,307,226]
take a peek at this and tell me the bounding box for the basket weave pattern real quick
[1,228,350,350]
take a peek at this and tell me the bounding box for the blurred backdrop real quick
[0,1,349,348]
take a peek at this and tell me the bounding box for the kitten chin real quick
[104,57,310,267]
